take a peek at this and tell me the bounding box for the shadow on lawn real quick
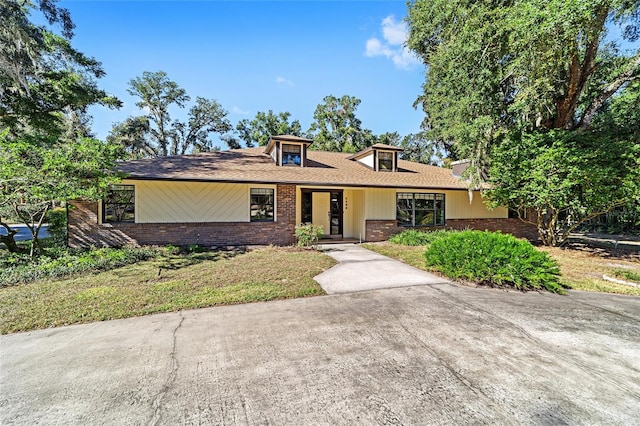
[148,247,246,275]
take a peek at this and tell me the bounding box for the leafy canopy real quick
[485,130,640,246]
[406,0,640,165]
[108,71,232,157]
[230,110,304,148]
[0,0,120,134]
[307,94,377,153]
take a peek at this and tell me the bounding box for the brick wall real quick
[365,218,539,242]
[68,184,297,248]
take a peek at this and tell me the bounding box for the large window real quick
[378,151,393,171]
[250,188,274,222]
[397,193,445,226]
[282,144,301,166]
[103,185,135,223]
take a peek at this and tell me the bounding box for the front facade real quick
[68,136,537,248]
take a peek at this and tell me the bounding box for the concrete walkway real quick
[314,243,448,294]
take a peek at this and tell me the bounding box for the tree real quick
[0,0,120,133]
[406,0,640,177]
[308,95,375,152]
[485,130,640,246]
[233,110,304,148]
[398,133,446,166]
[0,131,123,255]
[109,71,232,156]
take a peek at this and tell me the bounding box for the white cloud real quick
[232,106,249,115]
[276,76,293,86]
[381,15,407,46]
[365,15,419,70]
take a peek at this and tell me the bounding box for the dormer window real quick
[264,135,313,167]
[282,144,301,166]
[347,143,404,172]
[378,151,394,171]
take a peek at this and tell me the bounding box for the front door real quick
[303,190,343,237]
[312,192,330,235]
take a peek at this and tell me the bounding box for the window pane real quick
[103,185,135,223]
[282,144,301,166]
[415,210,435,226]
[397,192,446,227]
[250,188,274,222]
[378,152,393,171]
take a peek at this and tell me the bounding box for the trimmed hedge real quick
[424,230,564,293]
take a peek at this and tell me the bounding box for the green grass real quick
[0,247,336,334]
[365,241,640,296]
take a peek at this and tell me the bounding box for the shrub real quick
[389,229,454,246]
[45,206,67,244]
[295,223,324,247]
[424,230,564,293]
[0,245,162,287]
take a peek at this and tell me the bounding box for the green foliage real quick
[45,206,67,244]
[108,71,231,157]
[232,110,304,148]
[486,130,640,245]
[406,0,640,178]
[388,229,452,246]
[424,230,563,293]
[0,0,120,134]
[0,245,162,287]
[295,223,324,247]
[0,132,123,254]
[397,132,446,166]
[612,269,640,283]
[308,94,376,153]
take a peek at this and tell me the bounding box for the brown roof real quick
[118,147,475,190]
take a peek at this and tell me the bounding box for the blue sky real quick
[56,1,425,149]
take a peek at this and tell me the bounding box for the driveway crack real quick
[148,311,185,426]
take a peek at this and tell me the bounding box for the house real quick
[68,135,537,248]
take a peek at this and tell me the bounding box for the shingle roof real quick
[118,147,475,190]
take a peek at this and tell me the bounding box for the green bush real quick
[0,246,162,287]
[389,229,454,246]
[424,230,564,293]
[45,206,67,244]
[295,223,324,247]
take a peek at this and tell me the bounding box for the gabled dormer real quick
[347,143,404,172]
[264,135,313,167]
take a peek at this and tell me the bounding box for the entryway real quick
[301,190,343,238]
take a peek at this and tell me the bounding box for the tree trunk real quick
[0,221,21,253]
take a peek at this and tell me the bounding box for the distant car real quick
[0,225,50,241]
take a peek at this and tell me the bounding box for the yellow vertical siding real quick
[350,190,365,239]
[133,180,251,223]
[364,188,396,219]
[444,190,507,219]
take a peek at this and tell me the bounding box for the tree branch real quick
[578,51,640,130]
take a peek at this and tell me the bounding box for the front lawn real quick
[364,241,640,296]
[0,247,336,334]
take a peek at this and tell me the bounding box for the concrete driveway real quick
[315,243,448,293]
[1,284,639,425]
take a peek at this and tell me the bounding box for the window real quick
[250,188,274,222]
[397,193,445,226]
[103,185,135,223]
[282,144,301,166]
[378,151,393,171]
